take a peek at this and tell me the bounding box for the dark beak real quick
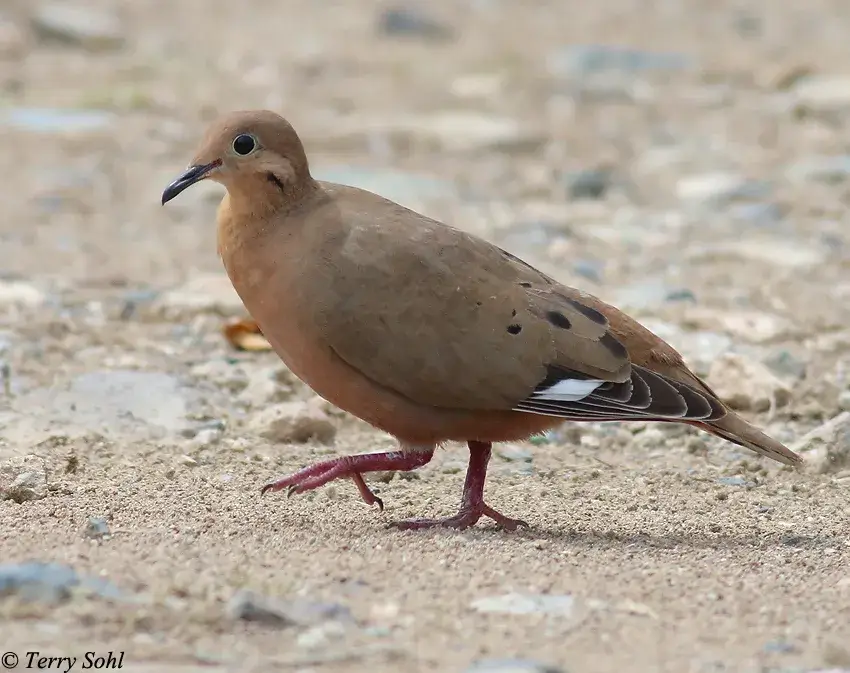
[161,160,221,205]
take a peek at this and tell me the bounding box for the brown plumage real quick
[162,110,802,531]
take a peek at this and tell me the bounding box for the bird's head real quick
[161,110,311,205]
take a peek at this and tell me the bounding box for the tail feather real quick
[692,411,802,466]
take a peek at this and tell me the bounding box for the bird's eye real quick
[232,134,257,156]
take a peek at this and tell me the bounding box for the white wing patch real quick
[529,378,605,402]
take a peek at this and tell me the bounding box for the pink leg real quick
[261,450,434,509]
[392,441,529,531]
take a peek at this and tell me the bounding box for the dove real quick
[162,110,801,530]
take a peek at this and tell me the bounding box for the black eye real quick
[232,134,256,156]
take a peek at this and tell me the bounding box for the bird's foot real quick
[261,450,434,509]
[391,503,528,531]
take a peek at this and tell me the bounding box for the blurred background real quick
[1,1,850,672]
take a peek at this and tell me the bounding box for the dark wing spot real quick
[511,309,517,317]
[554,294,607,326]
[507,324,522,335]
[476,301,482,306]
[600,332,628,359]
[546,310,572,330]
[518,281,533,288]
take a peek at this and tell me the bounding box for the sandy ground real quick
[1,1,850,672]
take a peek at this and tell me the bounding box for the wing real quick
[313,189,724,422]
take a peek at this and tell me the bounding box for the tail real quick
[691,412,802,466]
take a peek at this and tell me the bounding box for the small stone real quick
[83,517,111,540]
[716,476,751,487]
[237,366,289,407]
[786,156,850,184]
[465,660,564,673]
[250,400,337,444]
[791,412,850,474]
[296,621,348,649]
[0,562,122,603]
[564,168,612,200]
[190,360,249,393]
[613,279,695,312]
[762,350,807,381]
[762,640,797,654]
[676,173,769,209]
[683,307,793,344]
[706,354,791,412]
[377,4,454,41]
[155,273,244,316]
[547,44,691,79]
[178,455,199,468]
[471,593,575,617]
[792,75,850,113]
[571,258,604,283]
[0,455,48,503]
[227,590,351,627]
[31,4,124,51]
[0,279,46,308]
[495,444,533,463]
[190,427,223,448]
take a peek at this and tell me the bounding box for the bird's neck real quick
[216,175,313,247]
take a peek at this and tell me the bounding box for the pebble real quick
[154,273,244,316]
[237,366,290,407]
[676,172,769,209]
[227,590,351,627]
[612,279,696,312]
[465,660,564,673]
[683,307,793,344]
[706,354,791,412]
[249,400,337,444]
[716,476,752,487]
[189,427,223,448]
[0,279,46,308]
[178,455,199,467]
[83,517,111,540]
[572,258,604,283]
[0,562,122,603]
[791,75,850,113]
[791,412,850,474]
[495,444,533,463]
[31,4,124,51]
[786,156,850,184]
[564,168,612,200]
[296,621,348,649]
[190,360,249,394]
[471,593,575,617]
[639,319,732,376]
[762,350,807,381]
[377,4,454,41]
[547,44,691,79]
[0,455,48,503]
